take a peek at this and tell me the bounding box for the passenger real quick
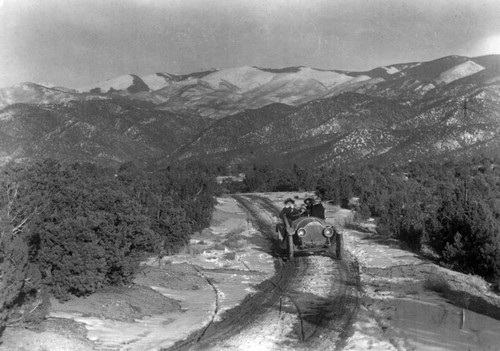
[303,197,314,217]
[306,196,326,220]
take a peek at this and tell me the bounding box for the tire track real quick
[165,195,296,351]
[164,194,360,350]
[189,264,220,343]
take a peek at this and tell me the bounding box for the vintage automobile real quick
[277,215,344,260]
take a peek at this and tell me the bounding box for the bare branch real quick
[11,206,38,235]
[6,183,19,218]
[29,299,42,314]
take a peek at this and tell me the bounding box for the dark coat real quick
[280,206,300,225]
[308,203,325,219]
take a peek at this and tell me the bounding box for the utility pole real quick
[464,97,468,204]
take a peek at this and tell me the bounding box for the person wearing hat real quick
[276,198,302,247]
[303,197,314,216]
[279,198,300,224]
[304,195,325,219]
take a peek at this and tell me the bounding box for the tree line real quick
[0,159,218,333]
[231,157,500,284]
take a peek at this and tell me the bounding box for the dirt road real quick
[166,194,360,351]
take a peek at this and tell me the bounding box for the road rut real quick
[165,194,360,350]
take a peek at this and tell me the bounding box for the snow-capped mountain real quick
[71,55,499,119]
[0,54,499,167]
[0,82,80,109]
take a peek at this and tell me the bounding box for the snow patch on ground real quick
[213,311,297,351]
[48,284,216,351]
[342,305,398,351]
[336,205,500,351]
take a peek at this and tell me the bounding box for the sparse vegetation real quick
[223,251,237,260]
[222,234,245,250]
[424,274,451,294]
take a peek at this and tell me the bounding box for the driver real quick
[276,198,303,247]
[279,198,300,225]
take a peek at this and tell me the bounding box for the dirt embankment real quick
[0,276,181,351]
[51,285,180,323]
[333,206,500,351]
[0,195,277,351]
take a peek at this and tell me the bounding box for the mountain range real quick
[0,54,499,168]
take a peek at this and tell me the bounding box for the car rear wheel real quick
[335,232,344,260]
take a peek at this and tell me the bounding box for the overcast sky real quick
[1,0,500,88]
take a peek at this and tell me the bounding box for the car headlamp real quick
[322,226,334,238]
[297,228,306,237]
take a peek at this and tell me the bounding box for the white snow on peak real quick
[35,81,55,88]
[12,82,44,90]
[382,66,400,75]
[349,75,372,83]
[141,73,171,91]
[78,65,374,96]
[435,61,485,85]
[199,66,371,92]
[79,75,136,93]
[288,67,364,87]
[201,66,275,91]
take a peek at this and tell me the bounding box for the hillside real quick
[173,84,500,167]
[0,99,209,167]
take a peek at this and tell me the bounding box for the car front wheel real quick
[286,233,294,261]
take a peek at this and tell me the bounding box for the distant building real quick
[216,173,245,184]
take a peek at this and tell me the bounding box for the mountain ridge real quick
[0,54,499,167]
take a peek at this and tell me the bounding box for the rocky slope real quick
[0,99,209,167]
[174,85,500,167]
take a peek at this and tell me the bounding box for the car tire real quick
[336,232,344,260]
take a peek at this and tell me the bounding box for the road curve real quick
[165,194,360,351]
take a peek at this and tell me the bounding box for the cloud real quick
[0,0,499,88]
[475,34,500,56]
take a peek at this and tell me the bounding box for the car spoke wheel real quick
[335,233,344,260]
